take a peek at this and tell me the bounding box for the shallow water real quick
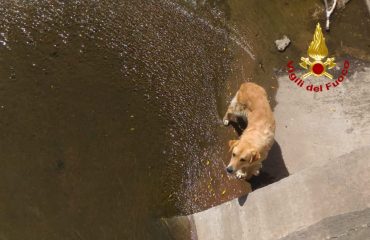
[0,0,369,239]
[0,1,247,239]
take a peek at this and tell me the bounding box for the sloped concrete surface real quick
[190,146,370,240]
[279,208,370,240]
[169,65,370,240]
[274,64,370,173]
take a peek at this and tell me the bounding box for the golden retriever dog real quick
[223,82,275,180]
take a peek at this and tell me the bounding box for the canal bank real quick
[166,62,370,239]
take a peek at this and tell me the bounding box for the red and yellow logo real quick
[287,23,350,92]
[299,23,336,79]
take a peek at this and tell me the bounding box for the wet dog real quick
[223,82,275,180]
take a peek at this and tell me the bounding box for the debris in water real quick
[337,0,350,8]
[323,0,337,31]
[259,62,265,72]
[206,160,210,165]
[275,35,291,52]
[130,127,135,131]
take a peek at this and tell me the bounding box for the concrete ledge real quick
[279,208,370,240]
[167,64,370,240]
[187,146,370,240]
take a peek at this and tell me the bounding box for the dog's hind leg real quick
[223,97,236,126]
[223,93,247,126]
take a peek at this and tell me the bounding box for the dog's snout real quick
[226,166,234,174]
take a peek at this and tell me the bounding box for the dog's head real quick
[226,140,260,174]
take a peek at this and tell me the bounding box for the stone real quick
[275,35,291,52]
[338,0,351,8]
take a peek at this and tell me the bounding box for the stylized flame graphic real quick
[307,23,328,61]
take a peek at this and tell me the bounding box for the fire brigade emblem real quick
[299,23,336,79]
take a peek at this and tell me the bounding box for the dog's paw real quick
[223,119,229,126]
[236,170,247,179]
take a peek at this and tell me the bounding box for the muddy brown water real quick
[0,0,369,239]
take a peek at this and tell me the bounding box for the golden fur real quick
[223,82,275,179]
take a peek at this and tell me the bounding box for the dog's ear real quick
[228,140,239,152]
[249,149,261,163]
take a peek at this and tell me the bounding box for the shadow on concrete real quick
[249,141,289,191]
[237,142,289,206]
[237,194,249,206]
[227,116,289,206]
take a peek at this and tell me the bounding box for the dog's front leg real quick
[236,169,248,179]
